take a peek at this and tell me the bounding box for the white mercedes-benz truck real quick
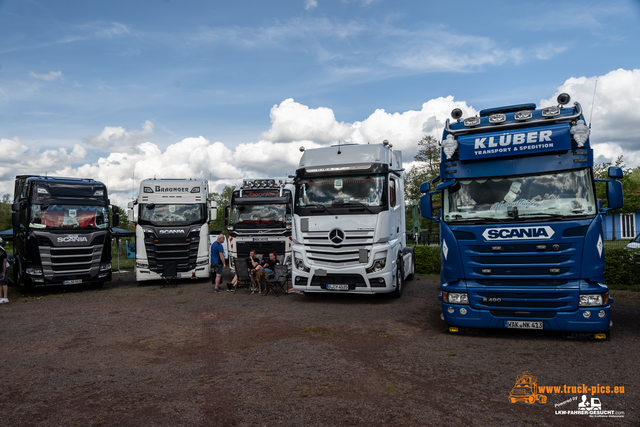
[127,178,215,282]
[223,179,294,271]
[292,141,415,296]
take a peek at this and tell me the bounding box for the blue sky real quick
[1,0,639,203]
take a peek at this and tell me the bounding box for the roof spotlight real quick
[557,93,571,106]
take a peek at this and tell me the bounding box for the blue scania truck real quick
[420,93,624,339]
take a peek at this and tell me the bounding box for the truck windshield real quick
[296,174,385,208]
[30,205,109,229]
[230,204,290,228]
[139,203,206,225]
[444,168,596,222]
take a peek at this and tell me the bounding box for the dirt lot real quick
[0,273,638,426]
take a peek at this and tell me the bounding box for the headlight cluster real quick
[196,260,208,266]
[293,252,309,273]
[26,267,43,275]
[100,263,111,271]
[579,293,608,307]
[443,292,469,304]
[366,251,387,274]
[136,261,149,269]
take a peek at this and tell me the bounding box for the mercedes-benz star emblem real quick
[329,228,345,244]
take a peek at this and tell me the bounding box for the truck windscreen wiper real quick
[302,204,335,214]
[341,201,374,214]
[516,213,567,220]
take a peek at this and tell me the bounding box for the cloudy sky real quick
[1,0,639,206]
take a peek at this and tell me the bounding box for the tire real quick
[391,256,404,298]
[538,395,547,404]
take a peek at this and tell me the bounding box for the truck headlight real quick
[136,261,149,269]
[196,260,208,266]
[443,292,469,304]
[579,293,607,307]
[26,267,43,275]
[293,252,309,273]
[366,251,387,274]
[100,263,112,271]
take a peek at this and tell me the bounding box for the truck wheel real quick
[391,256,404,298]
[538,395,547,404]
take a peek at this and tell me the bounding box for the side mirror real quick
[127,209,135,222]
[112,208,120,227]
[12,202,20,212]
[209,207,218,222]
[127,201,135,209]
[223,205,230,227]
[11,211,20,229]
[420,193,435,220]
[420,182,430,193]
[606,180,623,210]
[608,166,623,180]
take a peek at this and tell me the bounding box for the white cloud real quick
[29,71,63,81]
[262,99,351,144]
[85,120,155,150]
[305,0,317,10]
[541,68,640,165]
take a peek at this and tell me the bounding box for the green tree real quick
[0,193,12,232]
[404,135,441,243]
[208,184,237,234]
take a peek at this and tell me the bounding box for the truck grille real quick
[471,291,576,311]
[301,230,373,266]
[145,234,200,273]
[40,245,103,276]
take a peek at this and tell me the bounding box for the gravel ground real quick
[0,272,638,426]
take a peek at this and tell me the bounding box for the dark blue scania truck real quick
[420,94,624,339]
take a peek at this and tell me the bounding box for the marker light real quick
[542,106,561,117]
[489,114,506,124]
[514,110,533,121]
[571,120,590,147]
[442,134,458,160]
[463,116,481,127]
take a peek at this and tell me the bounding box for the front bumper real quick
[292,264,396,295]
[136,266,210,282]
[442,303,611,332]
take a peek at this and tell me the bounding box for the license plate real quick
[327,284,349,291]
[253,237,268,242]
[63,279,82,285]
[505,320,543,329]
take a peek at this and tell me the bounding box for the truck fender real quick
[402,247,415,281]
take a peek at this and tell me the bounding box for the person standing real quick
[210,234,226,292]
[0,238,8,304]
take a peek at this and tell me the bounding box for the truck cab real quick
[292,142,415,296]
[420,94,624,338]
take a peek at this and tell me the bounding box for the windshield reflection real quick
[30,205,109,229]
[296,174,385,207]
[444,169,596,222]
[139,204,206,224]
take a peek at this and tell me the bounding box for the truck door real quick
[389,177,399,237]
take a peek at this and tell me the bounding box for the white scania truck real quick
[291,141,415,296]
[127,178,214,282]
[223,179,294,270]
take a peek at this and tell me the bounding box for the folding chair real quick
[264,264,289,296]
[233,258,254,293]
[160,261,178,288]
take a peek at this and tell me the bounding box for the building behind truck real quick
[420,93,624,338]
[224,179,294,270]
[292,141,415,296]
[128,178,214,282]
[11,175,118,290]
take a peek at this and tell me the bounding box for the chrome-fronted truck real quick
[127,179,216,282]
[420,94,624,339]
[223,179,294,271]
[292,141,415,296]
[11,175,118,290]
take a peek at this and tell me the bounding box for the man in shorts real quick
[210,234,226,292]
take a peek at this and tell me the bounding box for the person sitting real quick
[260,251,280,276]
[247,250,266,294]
